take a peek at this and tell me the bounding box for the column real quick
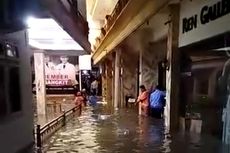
[34,51,47,115]
[138,49,143,115]
[165,4,180,131]
[79,70,82,91]
[105,59,113,109]
[101,63,106,102]
[114,49,121,109]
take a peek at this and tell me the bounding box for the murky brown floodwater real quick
[44,105,230,153]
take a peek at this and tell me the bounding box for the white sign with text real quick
[79,55,92,70]
[179,0,230,47]
[45,56,77,86]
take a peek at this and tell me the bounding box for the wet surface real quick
[44,105,230,153]
[34,101,75,126]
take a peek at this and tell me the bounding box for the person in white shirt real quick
[91,79,98,96]
[44,56,55,72]
[44,55,56,86]
[56,56,78,85]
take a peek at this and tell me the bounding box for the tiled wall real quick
[141,40,167,90]
[121,46,139,106]
[119,39,167,107]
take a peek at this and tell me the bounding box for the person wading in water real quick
[135,85,149,116]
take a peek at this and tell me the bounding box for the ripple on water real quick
[45,107,226,153]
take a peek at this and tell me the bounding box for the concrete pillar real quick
[79,70,82,91]
[139,49,143,85]
[138,49,143,115]
[105,59,113,107]
[34,51,47,115]
[120,62,124,108]
[165,4,180,131]
[112,57,115,108]
[114,49,121,109]
[101,63,107,102]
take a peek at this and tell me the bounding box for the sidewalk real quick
[33,95,75,126]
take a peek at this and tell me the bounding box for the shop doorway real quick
[179,33,230,141]
[158,61,166,90]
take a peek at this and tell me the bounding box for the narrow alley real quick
[1,0,230,153]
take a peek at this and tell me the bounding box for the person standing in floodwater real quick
[149,85,166,119]
[89,91,97,107]
[136,85,149,116]
[74,92,84,107]
[91,79,99,96]
[81,89,87,107]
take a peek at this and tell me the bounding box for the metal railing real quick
[34,104,82,150]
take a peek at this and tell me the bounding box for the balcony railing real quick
[93,0,130,51]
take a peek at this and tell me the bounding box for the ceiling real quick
[86,0,118,20]
[27,17,85,52]
[86,0,118,48]
[0,0,91,53]
[139,6,169,43]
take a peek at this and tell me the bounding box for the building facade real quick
[0,30,34,153]
[87,0,230,143]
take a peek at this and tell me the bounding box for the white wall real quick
[0,30,34,153]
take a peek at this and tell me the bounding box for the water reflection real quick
[44,105,229,153]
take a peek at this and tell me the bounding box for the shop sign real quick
[44,56,77,86]
[79,55,91,70]
[179,0,230,47]
[46,74,71,86]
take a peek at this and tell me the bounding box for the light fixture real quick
[99,65,103,74]
[161,59,170,70]
[26,17,83,50]
[82,70,88,75]
[120,67,123,76]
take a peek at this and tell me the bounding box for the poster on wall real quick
[45,55,78,86]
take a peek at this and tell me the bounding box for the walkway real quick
[33,95,75,126]
[43,105,229,153]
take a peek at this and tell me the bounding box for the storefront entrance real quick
[179,0,230,143]
[179,32,230,141]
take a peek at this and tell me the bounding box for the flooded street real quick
[44,105,230,153]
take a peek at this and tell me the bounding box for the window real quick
[9,67,21,113]
[0,66,7,116]
[0,43,4,56]
[0,40,21,118]
[5,43,18,58]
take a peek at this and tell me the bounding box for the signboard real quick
[45,56,77,86]
[79,55,91,70]
[46,74,71,86]
[179,0,230,47]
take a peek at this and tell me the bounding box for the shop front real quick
[179,0,230,143]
